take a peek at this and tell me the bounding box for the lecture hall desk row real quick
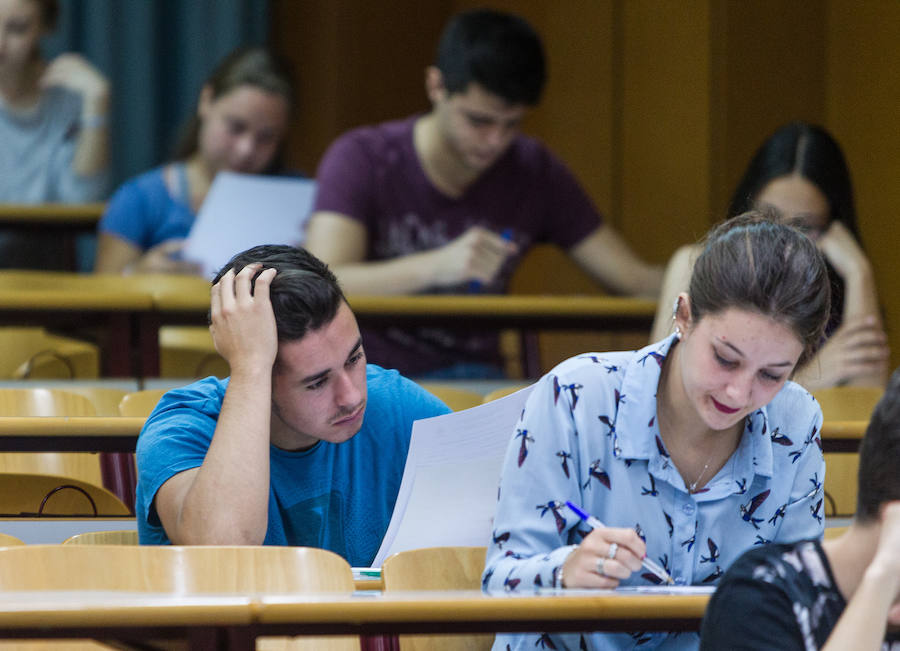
[0,269,658,378]
[0,588,711,650]
[0,416,868,516]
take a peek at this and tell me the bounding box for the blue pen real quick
[468,227,515,292]
[565,500,675,585]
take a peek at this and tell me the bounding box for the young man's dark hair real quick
[855,368,900,521]
[213,244,345,342]
[435,8,546,105]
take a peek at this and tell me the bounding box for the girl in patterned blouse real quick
[485,214,833,650]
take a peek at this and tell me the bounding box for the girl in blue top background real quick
[485,214,832,650]
[95,47,293,275]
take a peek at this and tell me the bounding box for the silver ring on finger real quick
[607,542,619,559]
[596,557,606,576]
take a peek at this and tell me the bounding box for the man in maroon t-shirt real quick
[306,8,661,378]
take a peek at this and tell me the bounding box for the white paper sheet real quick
[182,171,316,278]
[371,384,534,567]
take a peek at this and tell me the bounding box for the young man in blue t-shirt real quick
[135,245,449,565]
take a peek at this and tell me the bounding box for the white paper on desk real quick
[371,384,534,567]
[182,171,316,279]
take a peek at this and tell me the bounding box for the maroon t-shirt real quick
[314,116,603,376]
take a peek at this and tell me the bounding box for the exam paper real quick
[182,171,316,278]
[371,384,535,567]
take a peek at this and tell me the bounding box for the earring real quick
[673,325,682,340]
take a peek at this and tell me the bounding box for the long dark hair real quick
[690,212,831,368]
[728,122,858,239]
[173,47,294,174]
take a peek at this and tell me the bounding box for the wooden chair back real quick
[118,388,167,417]
[159,325,229,378]
[60,387,128,416]
[0,472,130,516]
[62,529,139,545]
[0,327,99,379]
[0,533,24,546]
[0,545,359,650]
[418,384,484,412]
[482,384,532,404]
[0,388,96,416]
[0,388,103,486]
[812,386,882,519]
[382,546,492,651]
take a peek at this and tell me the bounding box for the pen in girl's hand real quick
[565,500,675,585]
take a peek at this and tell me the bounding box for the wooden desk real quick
[0,589,709,650]
[820,420,865,453]
[0,271,152,377]
[0,417,142,452]
[0,204,104,270]
[0,416,144,511]
[256,589,710,636]
[0,590,254,649]
[146,286,658,378]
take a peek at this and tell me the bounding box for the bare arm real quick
[94,232,200,275]
[795,222,888,389]
[822,502,900,651]
[305,211,517,294]
[41,54,110,177]
[649,244,698,342]
[568,224,663,298]
[154,265,278,544]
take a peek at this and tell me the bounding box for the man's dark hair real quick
[435,8,545,105]
[855,367,900,523]
[212,245,345,342]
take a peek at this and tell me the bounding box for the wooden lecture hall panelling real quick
[270,0,900,373]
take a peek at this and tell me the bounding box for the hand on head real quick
[431,226,518,288]
[560,526,646,589]
[209,264,279,374]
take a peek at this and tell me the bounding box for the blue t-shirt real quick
[98,164,194,250]
[135,364,450,566]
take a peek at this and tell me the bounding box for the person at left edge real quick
[135,244,450,566]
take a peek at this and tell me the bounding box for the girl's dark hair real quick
[728,121,858,239]
[689,212,831,368]
[728,122,857,333]
[173,47,294,172]
[855,366,900,523]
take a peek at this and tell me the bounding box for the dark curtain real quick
[44,0,270,188]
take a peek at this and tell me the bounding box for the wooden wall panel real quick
[709,1,827,221]
[618,2,712,263]
[270,0,449,175]
[825,2,900,371]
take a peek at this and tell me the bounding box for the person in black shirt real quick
[700,368,900,650]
